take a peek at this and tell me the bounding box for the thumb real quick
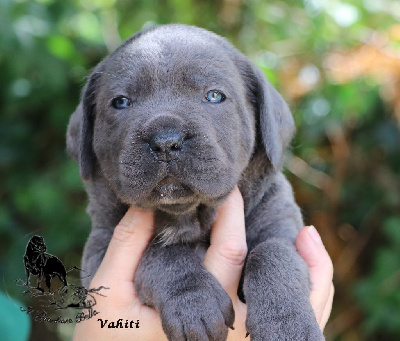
[296,226,334,326]
[203,187,247,300]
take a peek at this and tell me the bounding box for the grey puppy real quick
[67,24,324,340]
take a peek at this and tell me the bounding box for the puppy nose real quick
[148,130,185,161]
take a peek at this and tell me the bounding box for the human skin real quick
[73,187,334,340]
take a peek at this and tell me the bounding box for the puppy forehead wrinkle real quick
[101,27,246,97]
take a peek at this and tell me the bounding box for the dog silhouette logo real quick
[24,235,68,292]
[17,235,108,324]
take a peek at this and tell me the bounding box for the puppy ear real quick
[66,102,83,162]
[66,72,100,180]
[244,63,295,169]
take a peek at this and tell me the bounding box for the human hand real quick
[73,205,168,340]
[73,188,333,340]
[296,225,334,331]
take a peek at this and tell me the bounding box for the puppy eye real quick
[205,90,226,103]
[111,96,132,109]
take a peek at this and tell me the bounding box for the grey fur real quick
[67,24,324,340]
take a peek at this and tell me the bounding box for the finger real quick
[93,206,154,285]
[296,226,333,324]
[203,187,247,299]
[320,283,334,330]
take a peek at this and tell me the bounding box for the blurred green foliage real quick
[1,0,399,340]
[356,217,400,335]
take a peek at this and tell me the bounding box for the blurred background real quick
[1,0,399,340]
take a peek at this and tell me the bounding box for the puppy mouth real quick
[158,202,198,215]
[150,176,197,213]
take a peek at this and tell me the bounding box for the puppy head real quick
[67,24,294,216]
[27,235,46,253]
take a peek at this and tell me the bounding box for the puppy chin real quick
[115,175,200,212]
[147,176,201,214]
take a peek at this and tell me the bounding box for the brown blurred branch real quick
[325,305,363,340]
[325,124,351,208]
[285,152,333,190]
[101,9,121,52]
[219,0,243,27]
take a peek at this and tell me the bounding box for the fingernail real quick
[308,225,323,246]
